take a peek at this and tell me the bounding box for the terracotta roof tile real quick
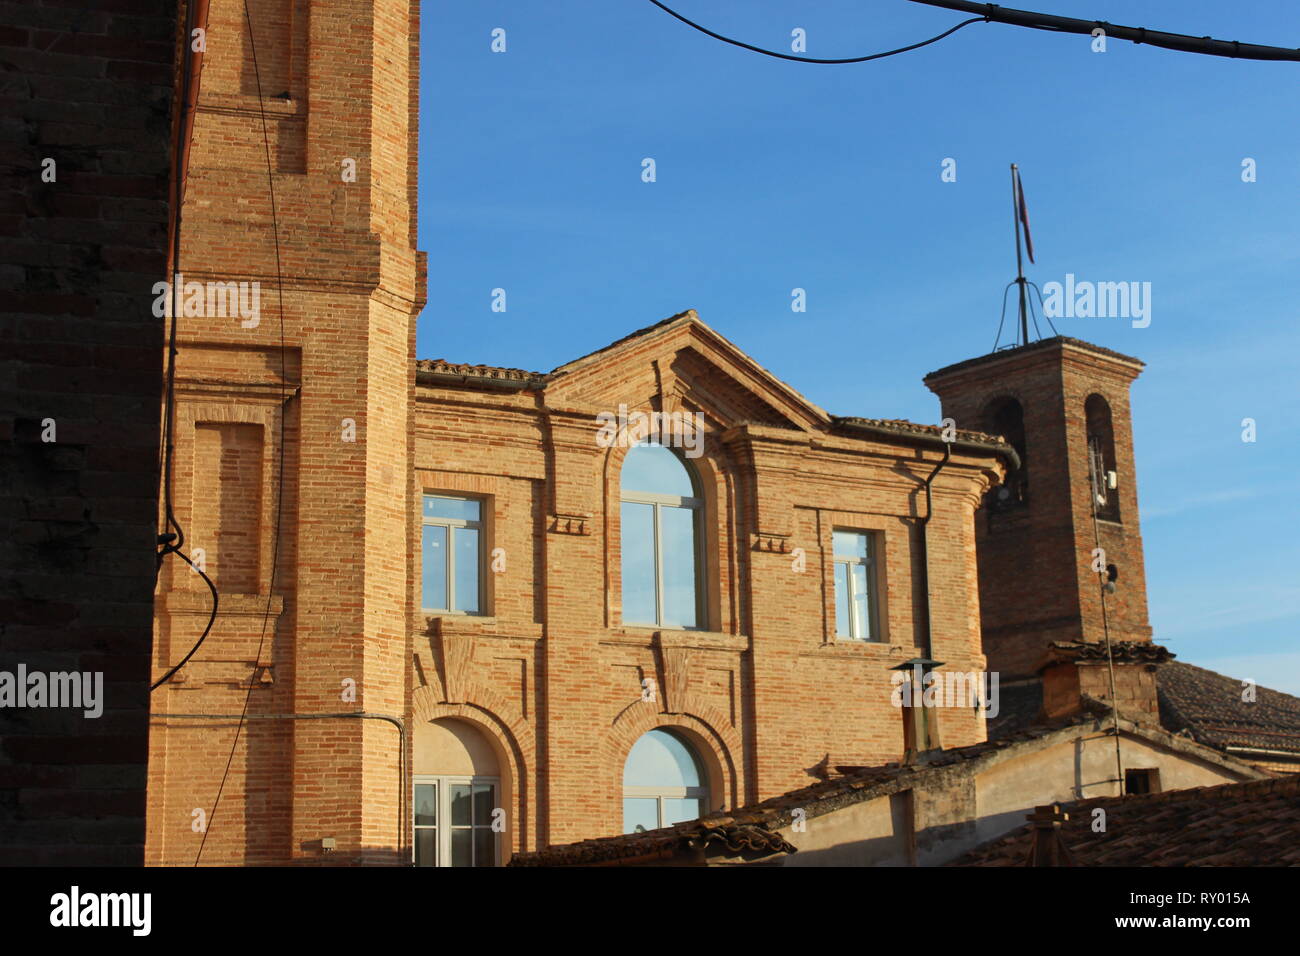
[507,821,797,867]
[1158,660,1300,759]
[951,775,1300,867]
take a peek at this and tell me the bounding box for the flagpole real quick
[1011,163,1029,347]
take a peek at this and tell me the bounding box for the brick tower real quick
[924,337,1152,680]
[148,0,426,864]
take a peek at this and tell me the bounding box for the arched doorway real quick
[412,718,502,867]
[622,728,709,833]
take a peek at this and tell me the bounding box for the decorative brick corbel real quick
[751,531,793,554]
[435,628,475,704]
[655,637,694,715]
[549,513,591,536]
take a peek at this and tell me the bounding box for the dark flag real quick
[1015,168,1035,264]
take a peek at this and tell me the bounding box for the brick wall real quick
[0,0,177,864]
[146,0,426,865]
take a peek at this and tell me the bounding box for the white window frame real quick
[623,783,709,831]
[412,774,500,867]
[421,494,485,615]
[620,487,704,630]
[833,529,879,641]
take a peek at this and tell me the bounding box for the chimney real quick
[1039,640,1172,724]
[891,657,944,763]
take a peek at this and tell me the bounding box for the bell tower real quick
[924,337,1153,680]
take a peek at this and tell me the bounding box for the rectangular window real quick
[413,776,499,867]
[422,495,484,613]
[1124,769,1160,795]
[833,529,878,641]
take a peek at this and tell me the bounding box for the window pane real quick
[415,828,437,867]
[454,527,481,613]
[834,561,850,637]
[621,501,657,624]
[424,496,481,522]
[852,563,871,639]
[472,783,494,826]
[660,505,698,628]
[450,784,471,826]
[623,797,659,834]
[422,524,447,610]
[833,530,868,559]
[663,798,701,826]
[414,784,437,826]
[474,828,496,867]
[621,442,695,497]
[451,828,472,867]
[623,729,702,788]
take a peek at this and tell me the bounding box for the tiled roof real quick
[507,820,797,867]
[1158,660,1300,760]
[415,358,549,388]
[924,336,1144,382]
[951,775,1300,866]
[1041,640,1174,667]
[831,416,1010,449]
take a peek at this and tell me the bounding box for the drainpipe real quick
[895,442,952,762]
[918,441,951,664]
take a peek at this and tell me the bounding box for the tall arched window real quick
[622,729,709,833]
[985,396,1028,505]
[1085,394,1120,521]
[620,442,702,628]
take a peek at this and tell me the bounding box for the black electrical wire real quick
[157,0,196,564]
[195,0,292,866]
[152,0,219,691]
[642,0,988,63]
[149,549,218,691]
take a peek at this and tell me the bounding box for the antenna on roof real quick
[992,165,1057,353]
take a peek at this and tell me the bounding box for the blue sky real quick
[418,1,1300,693]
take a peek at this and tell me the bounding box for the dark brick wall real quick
[0,0,176,864]
[925,338,1153,680]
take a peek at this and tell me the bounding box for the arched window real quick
[985,396,1028,505]
[622,729,709,833]
[1085,394,1120,521]
[620,442,702,628]
[412,718,501,867]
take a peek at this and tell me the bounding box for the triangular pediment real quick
[544,311,829,432]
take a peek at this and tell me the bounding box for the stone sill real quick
[423,615,543,642]
[602,628,751,652]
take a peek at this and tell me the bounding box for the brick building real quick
[144,0,1286,869]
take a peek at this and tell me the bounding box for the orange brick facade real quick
[146,0,1154,866]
